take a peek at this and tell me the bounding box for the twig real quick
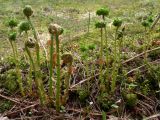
[135,92,155,105]
[0,93,35,105]
[139,100,154,113]
[67,108,117,116]
[126,65,145,75]
[5,102,39,117]
[122,46,160,64]
[13,115,47,120]
[151,13,160,30]
[144,114,160,120]
[67,108,102,116]
[137,100,152,116]
[70,73,100,89]
[0,64,14,74]
[126,59,160,75]
[0,94,21,104]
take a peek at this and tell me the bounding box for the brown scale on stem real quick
[46,36,62,68]
[61,53,73,105]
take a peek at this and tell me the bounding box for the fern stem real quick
[55,34,61,112]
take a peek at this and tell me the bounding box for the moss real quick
[8,19,18,28]
[95,21,106,28]
[80,45,88,52]
[19,57,29,70]
[147,16,154,23]
[23,5,33,18]
[125,93,137,108]
[141,20,150,28]
[4,69,18,93]
[139,79,150,95]
[18,21,30,33]
[148,49,160,60]
[146,65,160,90]
[0,100,13,113]
[78,89,89,102]
[96,7,109,17]
[8,32,17,41]
[88,44,96,50]
[97,93,114,111]
[113,18,122,28]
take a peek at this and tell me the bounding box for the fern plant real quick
[48,23,64,112]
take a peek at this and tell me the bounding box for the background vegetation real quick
[0,0,160,119]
